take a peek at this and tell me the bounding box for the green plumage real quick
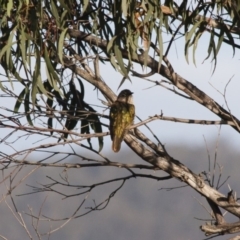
[109,90,135,152]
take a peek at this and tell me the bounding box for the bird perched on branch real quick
[109,89,135,152]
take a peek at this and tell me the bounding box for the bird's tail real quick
[112,137,122,152]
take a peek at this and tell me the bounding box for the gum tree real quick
[0,0,240,238]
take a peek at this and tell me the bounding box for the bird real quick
[109,89,135,152]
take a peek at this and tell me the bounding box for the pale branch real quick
[1,166,40,206]
[62,25,240,235]
[145,78,193,100]
[5,200,33,240]
[201,221,240,236]
[34,149,111,164]
[0,156,159,170]
[1,137,107,164]
[124,133,240,218]
[206,198,226,225]
[129,115,235,129]
[216,176,230,190]
[157,62,240,132]
[0,121,108,139]
[28,196,47,239]
[135,115,162,146]
[4,108,231,143]
[133,128,167,157]
[159,185,188,191]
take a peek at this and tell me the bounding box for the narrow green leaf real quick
[14,87,27,113]
[216,28,224,55]
[85,105,103,152]
[60,10,68,27]
[58,0,70,10]
[184,21,202,64]
[0,30,15,61]
[121,0,128,17]
[31,47,41,107]
[47,97,53,109]
[81,118,92,148]
[81,119,90,135]
[48,117,53,135]
[19,28,27,69]
[114,44,127,77]
[7,0,13,17]
[107,35,118,53]
[184,40,190,64]
[58,28,68,65]
[186,21,202,43]
[77,77,85,99]
[63,93,79,140]
[63,119,78,140]
[37,75,48,97]
[0,80,5,92]
[6,55,15,89]
[24,89,33,126]
[223,24,235,56]
[192,31,202,66]
[51,1,60,26]
[82,0,90,14]
[203,32,214,62]
[156,26,163,72]
[144,7,153,24]
[117,76,128,90]
[109,54,121,73]
[44,47,62,94]
[211,30,217,74]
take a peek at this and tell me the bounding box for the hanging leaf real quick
[81,118,92,149]
[58,27,68,65]
[0,30,15,61]
[114,43,128,77]
[6,0,13,17]
[185,20,202,64]
[48,117,53,135]
[31,46,41,107]
[44,47,62,94]
[62,96,78,140]
[85,104,103,152]
[24,88,33,126]
[50,1,60,26]
[82,0,90,14]
[216,27,224,56]
[222,24,235,56]
[14,87,27,113]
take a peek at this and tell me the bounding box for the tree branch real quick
[64,51,240,220]
[68,29,240,132]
